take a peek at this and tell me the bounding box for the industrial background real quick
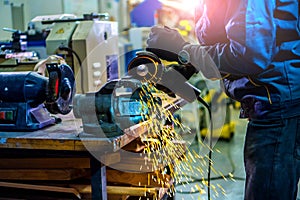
[0,0,299,200]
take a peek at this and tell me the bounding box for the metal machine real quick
[44,18,119,94]
[71,20,119,94]
[37,13,119,94]
[0,63,75,131]
[73,76,157,138]
[73,51,201,137]
[1,14,119,94]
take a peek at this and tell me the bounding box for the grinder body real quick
[0,72,48,106]
[0,63,75,131]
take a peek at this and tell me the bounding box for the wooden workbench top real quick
[0,95,187,153]
[0,112,116,152]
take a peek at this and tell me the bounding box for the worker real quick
[146,0,300,199]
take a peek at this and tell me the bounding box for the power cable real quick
[197,95,213,200]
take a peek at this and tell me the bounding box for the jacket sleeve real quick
[187,0,276,78]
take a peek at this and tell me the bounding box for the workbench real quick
[0,111,175,200]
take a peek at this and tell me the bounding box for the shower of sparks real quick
[134,82,229,199]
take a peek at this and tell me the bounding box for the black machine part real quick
[0,71,48,107]
[45,63,76,114]
[41,13,110,24]
[127,51,200,103]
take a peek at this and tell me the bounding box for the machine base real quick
[0,103,56,131]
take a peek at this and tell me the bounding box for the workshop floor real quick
[175,107,300,200]
[174,107,247,200]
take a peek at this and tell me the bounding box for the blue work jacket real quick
[184,0,300,118]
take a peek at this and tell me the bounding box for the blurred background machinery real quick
[1,13,120,95]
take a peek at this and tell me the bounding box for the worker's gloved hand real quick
[169,64,198,80]
[146,26,189,62]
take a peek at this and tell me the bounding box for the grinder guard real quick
[128,51,200,103]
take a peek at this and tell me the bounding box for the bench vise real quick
[73,76,159,138]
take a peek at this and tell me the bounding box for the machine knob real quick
[94,80,102,86]
[93,71,102,77]
[93,62,101,69]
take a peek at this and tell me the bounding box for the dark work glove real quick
[146,26,189,62]
[168,63,198,80]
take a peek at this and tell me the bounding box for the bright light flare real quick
[159,0,198,16]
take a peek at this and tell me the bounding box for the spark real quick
[134,82,228,199]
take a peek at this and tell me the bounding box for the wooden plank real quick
[106,169,172,188]
[65,184,171,200]
[70,184,91,194]
[108,194,129,200]
[107,169,152,186]
[122,138,146,152]
[0,132,120,152]
[107,186,157,198]
[0,169,88,180]
[0,158,90,169]
[71,185,158,198]
[108,147,182,173]
[4,138,82,151]
[75,138,115,152]
[2,136,116,151]
[101,152,121,166]
[0,181,81,199]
